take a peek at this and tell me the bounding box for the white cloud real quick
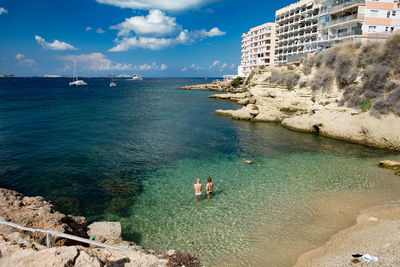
[35,35,77,51]
[60,53,166,72]
[182,64,203,72]
[112,10,179,37]
[15,53,36,66]
[96,28,105,34]
[95,0,211,11]
[198,27,225,37]
[209,60,219,69]
[0,7,7,15]
[160,64,167,71]
[86,27,93,31]
[219,63,227,72]
[230,63,236,70]
[109,10,225,51]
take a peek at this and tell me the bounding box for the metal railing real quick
[0,221,133,255]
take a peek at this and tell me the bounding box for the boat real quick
[69,58,87,86]
[110,69,117,87]
[129,74,142,81]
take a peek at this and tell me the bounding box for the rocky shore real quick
[180,70,400,151]
[0,188,200,267]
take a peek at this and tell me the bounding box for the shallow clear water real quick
[1,77,400,266]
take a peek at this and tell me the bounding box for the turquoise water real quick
[1,78,400,266]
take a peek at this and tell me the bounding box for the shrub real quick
[302,58,314,75]
[360,99,373,112]
[322,46,340,68]
[358,42,384,68]
[380,33,400,75]
[388,86,400,116]
[361,64,390,98]
[268,69,300,90]
[371,97,390,117]
[259,65,265,70]
[230,77,244,87]
[309,69,334,93]
[347,93,363,108]
[334,51,357,88]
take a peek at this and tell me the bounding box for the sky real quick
[0,0,295,77]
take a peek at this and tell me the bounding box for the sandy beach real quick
[296,204,400,266]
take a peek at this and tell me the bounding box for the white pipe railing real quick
[0,221,133,256]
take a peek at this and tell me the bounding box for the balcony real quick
[330,0,365,14]
[329,14,364,26]
[328,29,363,40]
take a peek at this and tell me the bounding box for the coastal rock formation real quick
[379,160,400,169]
[180,81,245,93]
[0,188,88,246]
[0,188,200,267]
[200,38,400,151]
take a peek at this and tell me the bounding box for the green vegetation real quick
[360,99,373,112]
[230,77,244,87]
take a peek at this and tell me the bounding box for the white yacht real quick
[110,69,117,87]
[69,58,87,86]
[129,74,142,81]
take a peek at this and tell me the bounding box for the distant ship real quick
[129,74,143,81]
[69,58,87,86]
[110,69,116,87]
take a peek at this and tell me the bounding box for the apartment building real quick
[275,0,321,65]
[239,0,400,74]
[319,0,400,49]
[239,22,276,76]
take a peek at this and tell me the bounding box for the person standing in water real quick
[194,178,203,199]
[206,176,214,197]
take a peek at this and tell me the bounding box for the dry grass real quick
[310,69,334,93]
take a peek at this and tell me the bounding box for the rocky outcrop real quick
[379,160,400,169]
[203,70,400,151]
[0,188,201,267]
[0,188,88,246]
[179,81,234,92]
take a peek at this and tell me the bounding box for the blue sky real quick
[0,0,294,77]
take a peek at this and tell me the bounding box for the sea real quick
[1,77,400,266]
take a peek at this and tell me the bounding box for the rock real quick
[214,109,234,117]
[379,160,400,170]
[395,171,400,176]
[237,98,249,105]
[231,108,253,120]
[87,222,122,245]
[367,217,378,222]
[0,189,88,246]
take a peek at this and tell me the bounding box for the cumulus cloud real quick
[219,63,227,72]
[109,10,225,51]
[0,7,7,15]
[209,60,219,69]
[15,53,36,66]
[112,10,179,37]
[230,63,236,70]
[35,35,77,51]
[60,53,166,72]
[160,64,167,71]
[86,27,93,31]
[95,0,211,11]
[96,28,105,34]
[182,64,203,72]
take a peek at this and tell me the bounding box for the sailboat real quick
[110,69,116,87]
[69,58,87,86]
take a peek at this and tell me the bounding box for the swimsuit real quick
[195,193,202,196]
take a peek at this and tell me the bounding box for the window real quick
[369,26,377,32]
[393,11,397,16]
[387,11,391,18]
[370,10,378,17]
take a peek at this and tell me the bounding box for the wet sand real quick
[295,204,400,266]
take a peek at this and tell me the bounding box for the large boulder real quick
[379,160,400,169]
[87,222,122,245]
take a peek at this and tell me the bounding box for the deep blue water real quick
[0,77,239,219]
[1,77,400,266]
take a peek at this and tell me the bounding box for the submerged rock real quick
[379,160,400,169]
